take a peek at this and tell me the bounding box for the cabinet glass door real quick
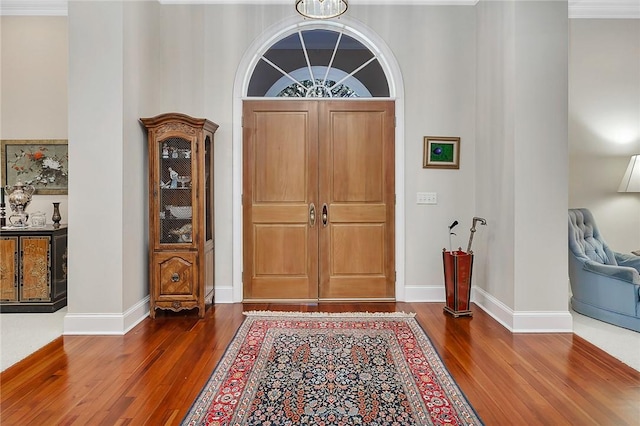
[158,137,194,245]
[204,135,212,242]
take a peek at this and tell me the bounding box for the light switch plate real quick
[417,192,437,204]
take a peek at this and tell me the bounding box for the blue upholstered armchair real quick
[568,208,640,332]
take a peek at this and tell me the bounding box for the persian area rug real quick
[182,312,483,426]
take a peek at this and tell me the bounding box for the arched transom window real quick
[248,29,390,98]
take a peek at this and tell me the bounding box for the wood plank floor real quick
[1,302,639,425]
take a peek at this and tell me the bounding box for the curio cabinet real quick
[140,113,218,318]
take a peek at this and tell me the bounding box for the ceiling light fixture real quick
[295,0,348,19]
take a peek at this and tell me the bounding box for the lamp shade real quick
[296,0,348,19]
[618,155,640,192]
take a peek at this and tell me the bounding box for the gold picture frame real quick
[1,139,68,194]
[423,136,460,169]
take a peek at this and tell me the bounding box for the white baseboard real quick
[123,296,151,333]
[403,285,446,302]
[63,296,150,335]
[214,286,234,303]
[71,288,570,335]
[472,287,573,333]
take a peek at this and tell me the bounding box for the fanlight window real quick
[248,29,389,98]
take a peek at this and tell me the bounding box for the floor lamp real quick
[618,154,640,193]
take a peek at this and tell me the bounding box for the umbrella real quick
[466,217,487,253]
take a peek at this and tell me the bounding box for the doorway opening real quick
[230,17,405,303]
[242,99,395,301]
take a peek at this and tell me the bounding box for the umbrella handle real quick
[466,217,487,253]
[466,229,476,253]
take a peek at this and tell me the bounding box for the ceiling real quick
[1,0,639,18]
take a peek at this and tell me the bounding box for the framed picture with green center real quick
[1,139,69,194]
[423,136,460,169]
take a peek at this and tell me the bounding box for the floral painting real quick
[1,140,68,194]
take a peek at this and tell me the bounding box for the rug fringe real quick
[242,311,416,318]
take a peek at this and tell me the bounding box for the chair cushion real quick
[568,209,616,265]
[584,260,640,284]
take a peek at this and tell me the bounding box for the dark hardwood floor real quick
[1,302,639,425]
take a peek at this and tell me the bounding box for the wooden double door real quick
[242,100,395,301]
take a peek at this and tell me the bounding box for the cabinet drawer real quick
[0,237,18,302]
[153,252,198,303]
[21,236,51,301]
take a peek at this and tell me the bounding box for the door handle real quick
[309,203,316,227]
[322,203,328,227]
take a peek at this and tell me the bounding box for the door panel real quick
[330,204,387,223]
[243,101,319,300]
[331,224,385,274]
[319,101,395,299]
[330,111,384,202]
[254,112,308,202]
[243,99,394,301]
[254,225,308,275]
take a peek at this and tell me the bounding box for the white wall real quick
[361,6,477,299]
[123,1,161,317]
[158,5,207,115]
[67,2,126,327]
[65,1,164,333]
[569,19,640,253]
[0,16,68,222]
[137,2,569,329]
[475,0,570,330]
[513,1,568,314]
[195,4,478,301]
[11,0,571,333]
[475,0,516,309]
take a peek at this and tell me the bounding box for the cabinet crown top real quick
[140,113,219,132]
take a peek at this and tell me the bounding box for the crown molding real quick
[569,0,640,19]
[0,0,67,16]
[155,0,478,4]
[1,0,639,19]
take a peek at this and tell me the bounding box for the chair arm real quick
[583,260,640,284]
[615,252,640,273]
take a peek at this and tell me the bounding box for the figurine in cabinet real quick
[168,167,178,188]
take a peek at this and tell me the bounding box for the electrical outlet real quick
[417,192,437,204]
